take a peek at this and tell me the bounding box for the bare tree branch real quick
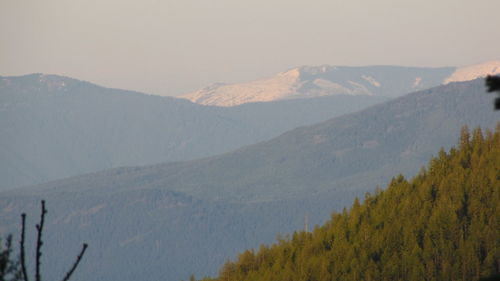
[35,201,47,281]
[60,244,88,281]
[18,200,87,281]
[20,213,29,281]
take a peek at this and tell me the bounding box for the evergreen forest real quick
[199,125,500,281]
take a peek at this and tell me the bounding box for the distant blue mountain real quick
[0,78,497,281]
[0,73,387,190]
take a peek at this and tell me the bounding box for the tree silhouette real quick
[485,75,500,110]
[0,235,21,281]
[19,201,88,281]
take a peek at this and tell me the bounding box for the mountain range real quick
[181,61,500,106]
[0,78,497,281]
[4,62,499,191]
[0,74,387,191]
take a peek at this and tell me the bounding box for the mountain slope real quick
[204,127,500,281]
[0,79,497,281]
[0,74,387,191]
[181,61,500,106]
[41,79,497,203]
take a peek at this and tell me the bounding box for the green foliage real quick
[204,125,500,281]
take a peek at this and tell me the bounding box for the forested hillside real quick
[0,80,496,281]
[202,125,500,281]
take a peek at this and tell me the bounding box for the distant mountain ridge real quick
[29,79,498,203]
[0,78,496,281]
[181,61,500,106]
[0,73,387,191]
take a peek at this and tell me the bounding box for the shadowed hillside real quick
[0,74,387,191]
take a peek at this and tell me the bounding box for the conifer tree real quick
[485,75,500,109]
[201,125,500,281]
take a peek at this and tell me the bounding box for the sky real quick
[1,0,499,96]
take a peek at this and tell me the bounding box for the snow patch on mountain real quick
[362,75,381,87]
[444,61,500,84]
[38,74,69,91]
[413,77,422,88]
[181,61,499,107]
[348,80,372,95]
[181,68,301,106]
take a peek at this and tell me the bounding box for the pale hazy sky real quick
[1,0,499,96]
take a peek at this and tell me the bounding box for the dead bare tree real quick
[19,200,88,281]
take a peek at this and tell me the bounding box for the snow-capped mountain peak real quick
[180,68,301,107]
[443,61,500,84]
[180,61,500,107]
